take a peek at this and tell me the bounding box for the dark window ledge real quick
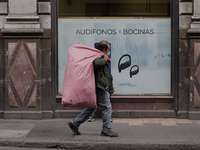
[56,95,173,103]
[110,95,173,103]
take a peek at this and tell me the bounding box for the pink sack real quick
[62,43,104,109]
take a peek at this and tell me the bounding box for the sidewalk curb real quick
[0,139,24,147]
[1,139,200,150]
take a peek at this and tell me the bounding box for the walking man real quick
[68,40,118,137]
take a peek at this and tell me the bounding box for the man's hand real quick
[111,88,115,95]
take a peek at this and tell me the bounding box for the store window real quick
[58,0,171,95]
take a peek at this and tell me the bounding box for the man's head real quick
[97,40,110,55]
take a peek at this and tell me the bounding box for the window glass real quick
[58,0,171,95]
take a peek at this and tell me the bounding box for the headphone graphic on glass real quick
[118,54,139,78]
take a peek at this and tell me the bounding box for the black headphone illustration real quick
[118,54,139,77]
[130,65,139,78]
[118,54,131,73]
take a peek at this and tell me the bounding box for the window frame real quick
[51,0,179,111]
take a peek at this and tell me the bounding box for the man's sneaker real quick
[111,118,113,122]
[101,131,118,137]
[88,117,94,122]
[68,122,81,135]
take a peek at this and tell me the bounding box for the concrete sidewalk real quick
[0,118,200,150]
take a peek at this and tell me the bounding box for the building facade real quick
[0,0,199,119]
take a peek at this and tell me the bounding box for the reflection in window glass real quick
[58,0,172,95]
[59,0,171,17]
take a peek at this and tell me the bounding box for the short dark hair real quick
[97,41,109,51]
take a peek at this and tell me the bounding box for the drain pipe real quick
[172,0,179,114]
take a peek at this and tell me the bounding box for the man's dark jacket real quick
[93,57,110,91]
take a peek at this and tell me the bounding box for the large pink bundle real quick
[62,43,103,109]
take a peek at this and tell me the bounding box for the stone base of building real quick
[0,110,199,120]
[175,111,200,120]
[0,111,4,118]
[177,111,189,119]
[1,111,53,120]
[188,111,200,120]
[53,110,177,119]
